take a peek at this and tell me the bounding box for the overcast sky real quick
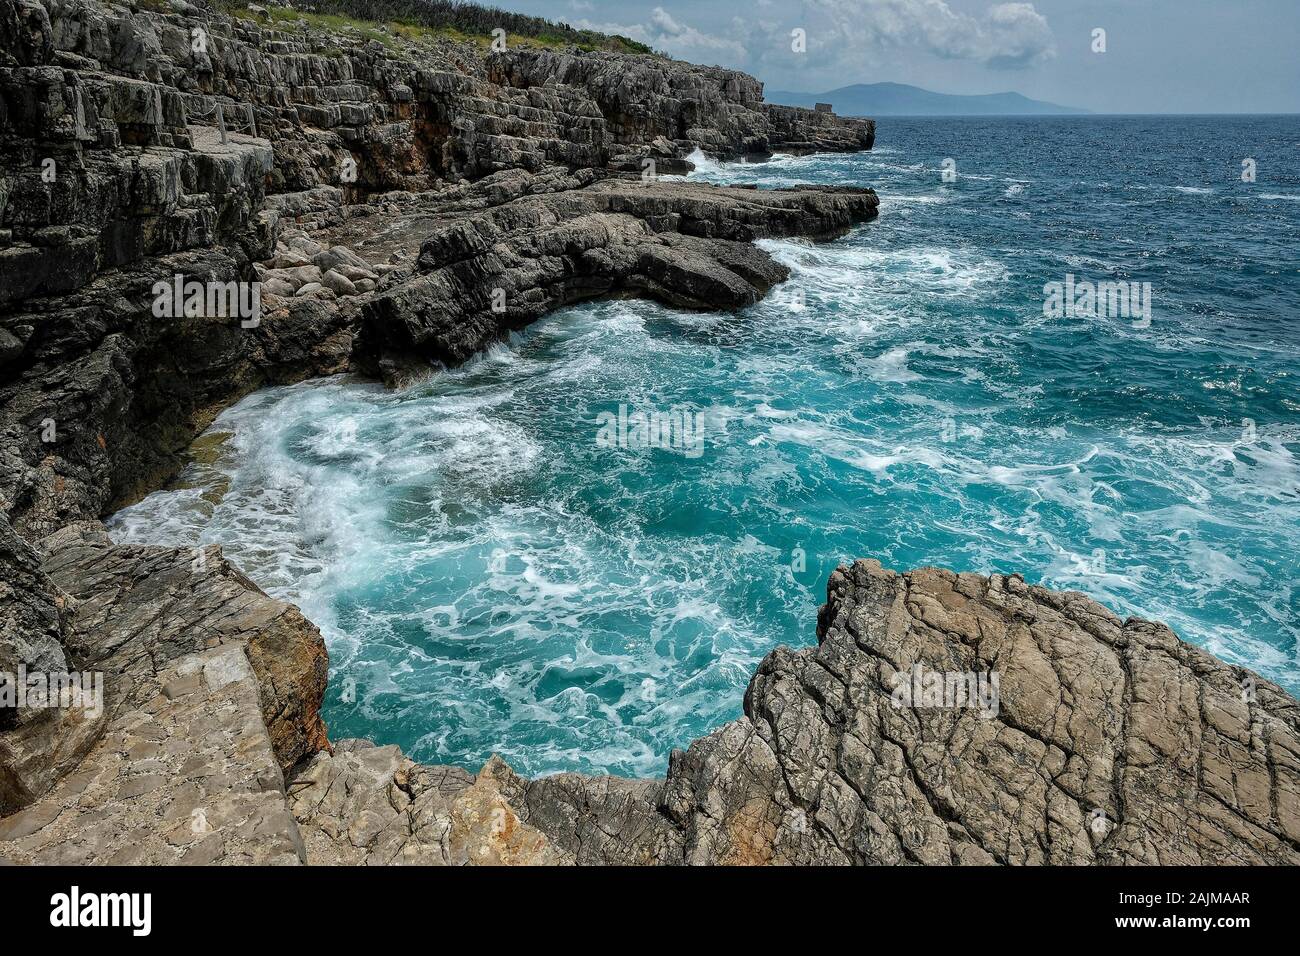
[506,0,1300,113]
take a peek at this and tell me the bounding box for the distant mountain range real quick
[766,82,1088,117]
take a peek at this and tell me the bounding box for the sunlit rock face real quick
[285,560,1300,866]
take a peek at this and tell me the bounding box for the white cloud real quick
[981,3,1056,68]
[574,1,1054,89]
[575,7,748,62]
[804,0,1056,69]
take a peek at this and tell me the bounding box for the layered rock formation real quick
[355,170,878,382]
[0,0,879,848]
[2,0,1296,867]
[10,553,1292,865]
[1,0,875,533]
[0,522,325,862]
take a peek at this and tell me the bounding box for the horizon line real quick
[770,109,1300,118]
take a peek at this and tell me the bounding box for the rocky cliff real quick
[285,562,1300,866]
[1,0,875,533]
[2,0,1296,866]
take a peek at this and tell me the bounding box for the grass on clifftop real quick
[214,0,655,55]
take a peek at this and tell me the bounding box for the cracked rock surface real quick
[0,522,325,863]
[2,0,1296,866]
[288,561,1300,866]
[1,0,875,532]
[355,167,878,382]
[4,543,1296,864]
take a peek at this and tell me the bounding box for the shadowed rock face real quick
[356,169,879,383]
[0,509,95,813]
[0,0,878,849]
[1,0,874,534]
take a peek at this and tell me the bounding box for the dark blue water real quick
[112,116,1300,777]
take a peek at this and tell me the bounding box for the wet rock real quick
[0,246,354,538]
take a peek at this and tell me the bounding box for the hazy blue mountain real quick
[766,82,1088,116]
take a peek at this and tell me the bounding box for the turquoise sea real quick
[111,116,1300,778]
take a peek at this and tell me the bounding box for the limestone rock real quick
[284,560,1300,866]
[5,0,1289,870]
[357,169,878,382]
[0,523,328,864]
[287,740,570,865]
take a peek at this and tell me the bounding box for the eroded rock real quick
[356,169,878,382]
[0,522,327,863]
[285,560,1300,866]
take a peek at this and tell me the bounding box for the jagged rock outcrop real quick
[356,168,878,382]
[487,48,873,159]
[2,0,872,304]
[5,0,1292,868]
[3,527,1296,865]
[289,741,573,865]
[285,561,1300,866]
[0,239,356,541]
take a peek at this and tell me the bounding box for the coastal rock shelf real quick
[285,562,1300,866]
[357,169,879,383]
[0,0,874,535]
[5,543,1295,865]
[1,522,325,861]
[2,0,1296,865]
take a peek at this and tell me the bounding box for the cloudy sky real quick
[507,0,1299,113]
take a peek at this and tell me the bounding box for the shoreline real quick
[2,0,1297,865]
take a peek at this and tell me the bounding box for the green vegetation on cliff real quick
[213,0,655,54]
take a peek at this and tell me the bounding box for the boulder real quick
[319,269,356,296]
[312,245,371,274]
[285,264,322,288]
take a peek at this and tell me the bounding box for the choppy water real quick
[111,116,1300,778]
